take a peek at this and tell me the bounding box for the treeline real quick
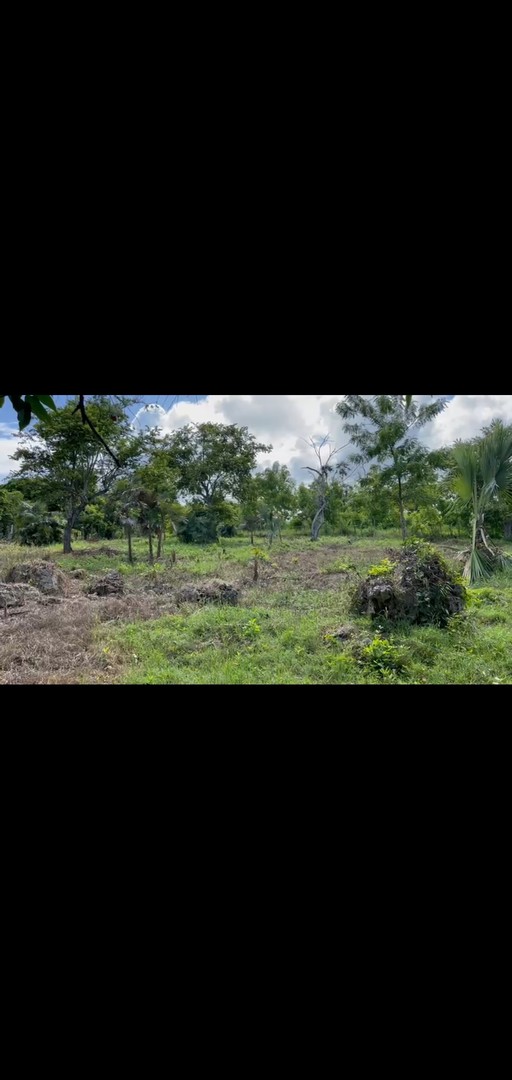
[0,397,511,568]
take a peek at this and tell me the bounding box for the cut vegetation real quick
[1,534,511,684]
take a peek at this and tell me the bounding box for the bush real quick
[408,507,445,540]
[177,510,219,545]
[368,558,397,577]
[361,637,405,675]
[19,517,63,546]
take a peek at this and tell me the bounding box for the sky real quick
[1,394,511,484]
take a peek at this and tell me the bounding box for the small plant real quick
[368,558,397,577]
[467,587,501,607]
[361,637,405,675]
[243,618,262,640]
[322,561,356,575]
[327,653,357,679]
[252,548,269,562]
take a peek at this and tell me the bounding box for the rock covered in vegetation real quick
[7,561,66,596]
[351,542,466,627]
[87,570,124,596]
[177,579,239,606]
[0,583,41,608]
[331,625,357,641]
[68,568,86,579]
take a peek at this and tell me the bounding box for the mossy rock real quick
[351,542,466,628]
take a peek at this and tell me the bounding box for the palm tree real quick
[452,420,512,583]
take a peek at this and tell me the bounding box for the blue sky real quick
[1,395,511,484]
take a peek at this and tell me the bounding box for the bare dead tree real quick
[302,435,347,542]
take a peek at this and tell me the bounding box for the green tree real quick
[0,488,25,539]
[336,395,447,540]
[164,423,271,506]
[451,419,512,582]
[10,397,143,553]
[240,476,265,544]
[257,463,296,545]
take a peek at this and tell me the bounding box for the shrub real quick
[19,517,63,546]
[177,511,219,545]
[368,558,397,577]
[361,637,405,675]
[408,507,445,540]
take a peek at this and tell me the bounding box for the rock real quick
[177,579,239,606]
[331,625,357,641]
[36,596,62,605]
[362,582,397,617]
[87,570,124,596]
[351,542,466,627]
[0,583,40,608]
[69,569,86,579]
[7,561,66,596]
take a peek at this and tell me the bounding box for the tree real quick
[10,398,144,553]
[0,488,25,540]
[164,423,271,506]
[132,439,179,559]
[257,463,296,545]
[336,395,447,540]
[451,419,512,582]
[302,436,347,541]
[240,477,265,544]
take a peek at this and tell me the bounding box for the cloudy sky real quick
[1,395,511,483]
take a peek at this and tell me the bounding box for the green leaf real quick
[17,404,32,430]
[26,396,50,422]
[37,395,57,411]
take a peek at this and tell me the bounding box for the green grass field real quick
[1,532,511,684]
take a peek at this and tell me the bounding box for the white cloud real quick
[131,395,512,482]
[134,395,346,480]
[420,395,512,447]
[0,424,20,482]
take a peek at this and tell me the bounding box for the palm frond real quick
[452,442,479,502]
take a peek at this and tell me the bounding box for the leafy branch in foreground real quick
[0,394,57,428]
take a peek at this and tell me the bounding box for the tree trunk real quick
[63,521,74,554]
[148,530,154,565]
[250,530,254,545]
[127,525,133,565]
[311,498,326,541]
[311,480,327,541]
[157,526,163,560]
[397,477,407,541]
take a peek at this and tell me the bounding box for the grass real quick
[1,531,511,684]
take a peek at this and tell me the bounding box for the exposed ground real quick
[1,534,511,684]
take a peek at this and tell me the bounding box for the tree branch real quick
[73,395,120,466]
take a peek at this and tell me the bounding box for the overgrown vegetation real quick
[1,394,511,684]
